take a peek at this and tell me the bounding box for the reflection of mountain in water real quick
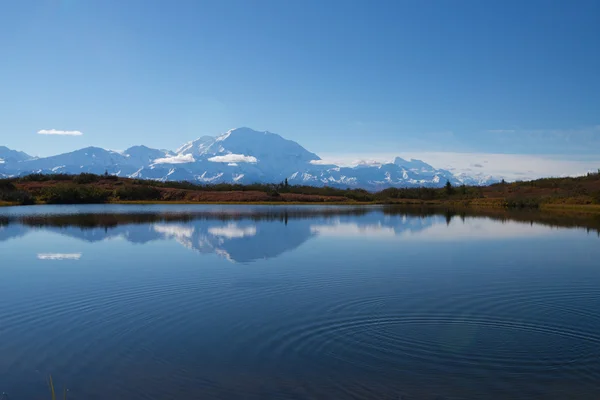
[0,223,29,242]
[3,205,597,262]
[0,210,437,263]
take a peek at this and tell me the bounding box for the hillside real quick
[1,172,600,210]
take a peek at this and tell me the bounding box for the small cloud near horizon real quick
[37,129,83,136]
[154,154,195,164]
[208,154,257,163]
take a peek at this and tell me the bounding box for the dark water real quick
[1,205,600,399]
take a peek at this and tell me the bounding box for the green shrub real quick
[42,185,111,204]
[19,173,72,182]
[344,189,374,202]
[73,173,100,184]
[504,198,540,209]
[0,189,35,205]
[114,186,162,201]
[0,179,16,191]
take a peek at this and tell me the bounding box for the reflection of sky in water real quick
[1,205,600,400]
[398,218,557,240]
[0,207,593,263]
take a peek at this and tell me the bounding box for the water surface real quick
[1,205,599,399]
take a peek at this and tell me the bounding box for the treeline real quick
[2,171,600,207]
[8,173,479,203]
[0,180,35,205]
[489,171,600,206]
[11,173,377,202]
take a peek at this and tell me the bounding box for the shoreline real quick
[2,200,600,214]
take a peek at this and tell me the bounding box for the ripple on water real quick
[3,264,600,399]
[238,286,600,393]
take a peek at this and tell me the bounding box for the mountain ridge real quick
[0,128,499,188]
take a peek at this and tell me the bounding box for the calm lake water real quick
[1,204,600,399]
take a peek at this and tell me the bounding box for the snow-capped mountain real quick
[123,145,174,169]
[0,146,32,164]
[0,128,499,189]
[9,147,138,176]
[453,172,498,186]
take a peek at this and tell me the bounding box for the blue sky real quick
[1,0,599,175]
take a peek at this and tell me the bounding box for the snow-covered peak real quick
[124,145,174,167]
[394,157,435,171]
[197,127,321,162]
[454,172,499,186]
[177,136,216,156]
[0,127,499,189]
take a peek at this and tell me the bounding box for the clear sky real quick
[1,0,599,177]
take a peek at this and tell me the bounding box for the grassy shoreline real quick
[2,172,600,213]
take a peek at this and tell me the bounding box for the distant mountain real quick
[453,172,499,186]
[0,146,32,163]
[7,146,139,176]
[176,136,216,157]
[123,145,174,169]
[0,128,499,189]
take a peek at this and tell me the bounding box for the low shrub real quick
[19,173,73,182]
[73,173,101,184]
[0,179,16,191]
[504,198,540,209]
[0,189,35,205]
[41,185,111,204]
[114,186,162,201]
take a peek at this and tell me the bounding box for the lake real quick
[1,204,600,399]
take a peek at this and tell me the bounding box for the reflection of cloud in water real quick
[400,218,555,240]
[311,222,396,237]
[208,223,257,239]
[153,224,195,250]
[37,253,82,260]
[153,224,195,239]
[2,208,588,263]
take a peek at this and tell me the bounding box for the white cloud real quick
[37,129,83,136]
[208,154,257,163]
[309,160,334,166]
[310,158,382,167]
[208,223,257,239]
[153,154,195,164]
[37,253,82,260]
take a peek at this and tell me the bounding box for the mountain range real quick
[0,128,497,189]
